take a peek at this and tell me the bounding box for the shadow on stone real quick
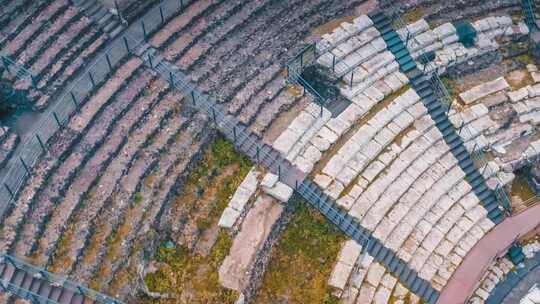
[300,65,351,118]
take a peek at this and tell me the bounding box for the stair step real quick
[85,2,103,17]
[37,282,53,299]
[71,294,85,304]
[49,286,63,302]
[79,0,98,12]
[10,269,25,286]
[59,289,75,304]
[92,6,108,21]
[97,10,114,25]
[103,18,120,33]
[401,60,417,72]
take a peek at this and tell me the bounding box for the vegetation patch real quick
[142,231,237,304]
[254,199,346,303]
[138,135,251,303]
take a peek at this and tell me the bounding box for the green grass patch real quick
[402,8,424,24]
[254,199,346,303]
[143,231,237,304]
[516,53,536,66]
[140,134,251,303]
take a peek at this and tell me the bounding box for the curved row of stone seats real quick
[322,90,512,299]
[315,14,408,100]
[400,16,525,77]
[0,0,109,109]
[314,88,423,198]
[0,57,143,254]
[448,103,498,152]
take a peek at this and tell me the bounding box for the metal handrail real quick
[0,253,121,303]
[387,9,513,213]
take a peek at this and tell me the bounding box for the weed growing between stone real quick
[255,199,346,303]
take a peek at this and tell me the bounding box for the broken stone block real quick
[508,87,530,102]
[263,181,293,202]
[218,207,241,229]
[219,195,284,291]
[459,77,510,104]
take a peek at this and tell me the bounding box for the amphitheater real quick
[1,0,540,303]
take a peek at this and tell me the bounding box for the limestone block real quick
[337,195,355,210]
[326,180,345,199]
[528,83,540,97]
[364,85,384,102]
[336,165,359,186]
[373,287,391,304]
[327,117,350,137]
[356,284,376,303]
[434,23,456,39]
[366,263,386,286]
[415,31,437,47]
[260,173,278,189]
[311,135,331,152]
[218,207,241,228]
[354,15,374,31]
[532,72,540,83]
[314,174,333,190]
[338,240,363,266]
[303,145,322,164]
[371,37,387,52]
[323,155,346,178]
[328,261,354,290]
[263,181,293,202]
[273,128,301,155]
[219,195,284,291]
[408,19,430,35]
[459,77,510,104]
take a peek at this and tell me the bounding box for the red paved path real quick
[438,203,540,304]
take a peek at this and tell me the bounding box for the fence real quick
[133,34,374,257]
[0,0,192,220]
[0,53,35,87]
[285,44,329,107]
[0,253,121,303]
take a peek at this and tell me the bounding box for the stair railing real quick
[388,8,513,214]
[0,253,122,303]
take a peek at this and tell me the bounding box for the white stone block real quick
[219,207,241,228]
[459,77,509,104]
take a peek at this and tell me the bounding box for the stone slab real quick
[459,77,510,104]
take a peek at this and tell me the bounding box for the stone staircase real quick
[0,254,119,303]
[297,180,440,303]
[369,9,506,225]
[71,0,125,38]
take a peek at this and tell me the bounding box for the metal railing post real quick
[160,6,165,24]
[147,53,153,68]
[20,157,31,175]
[70,92,78,110]
[4,184,14,200]
[36,134,46,152]
[53,112,62,128]
[106,54,112,72]
[123,36,130,53]
[88,71,95,87]
[169,72,174,86]
[141,20,147,41]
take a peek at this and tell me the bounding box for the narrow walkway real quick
[437,203,540,304]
